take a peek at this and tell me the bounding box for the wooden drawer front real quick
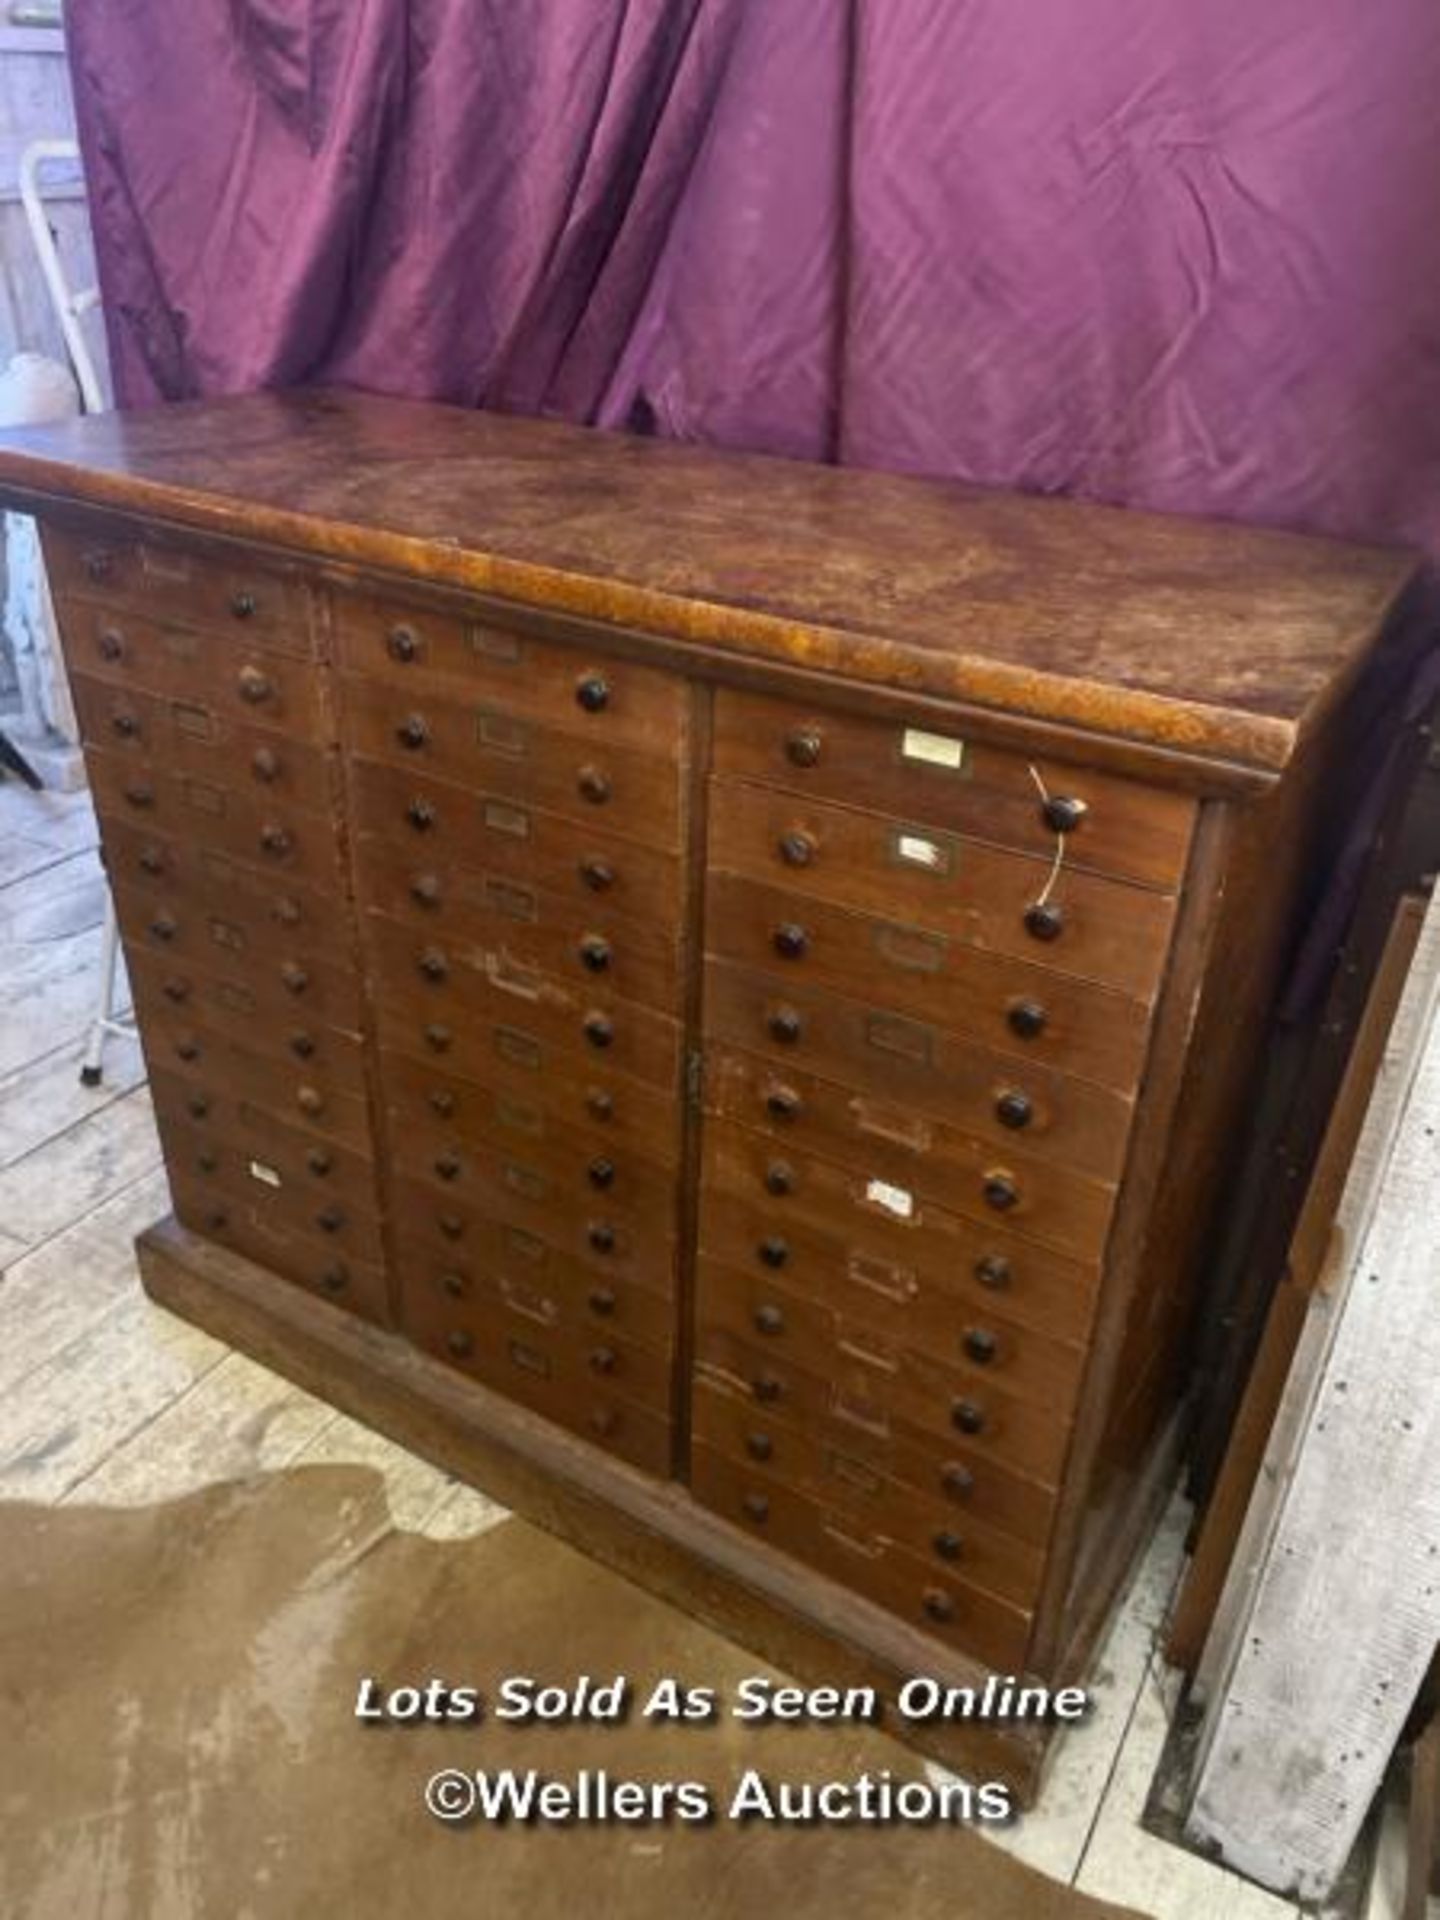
[95,818,349,964]
[350,760,683,924]
[712,689,1194,890]
[167,1164,388,1324]
[334,591,689,754]
[362,894,679,1021]
[395,1229,675,1355]
[706,960,1132,1185]
[403,1282,672,1477]
[691,1446,1031,1671]
[339,672,685,851]
[693,1374,1057,1556]
[157,1111,385,1265]
[127,943,362,1066]
[710,777,1176,999]
[703,1091,1113,1266]
[391,1174,676,1294]
[137,1012,372,1151]
[71,671,334,813]
[699,1170,1098,1349]
[697,1255,1084,1419]
[114,884,362,1033]
[695,1325,1070,1486]
[389,1075,683,1221]
[388,1098,679,1242]
[45,526,315,653]
[150,1067,379,1214]
[88,746,341,890]
[707,872,1151,1092]
[371,937,681,1094]
[58,603,328,735]
[380,1048,678,1172]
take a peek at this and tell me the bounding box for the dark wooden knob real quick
[1024,900,1064,942]
[187,1094,209,1119]
[237,665,272,704]
[123,781,154,808]
[785,728,822,768]
[289,1030,316,1060]
[251,746,280,783]
[281,961,309,994]
[994,1089,1033,1130]
[922,1589,956,1624]
[175,1038,201,1062]
[778,830,816,868]
[396,713,429,749]
[411,872,442,907]
[585,1088,615,1122]
[575,673,610,713]
[230,589,258,619]
[149,912,178,941]
[764,1084,801,1121]
[941,1462,976,1500]
[320,1264,349,1294]
[97,626,126,663]
[428,1089,456,1118]
[258,823,292,857]
[84,549,114,582]
[772,922,809,960]
[974,1253,1011,1290]
[951,1399,986,1435]
[1007,999,1047,1040]
[767,1007,803,1045]
[742,1492,770,1523]
[388,623,420,662]
[316,1205,345,1234]
[588,1222,616,1254]
[434,1151,462,1182]
[111,710,139,738]
[752,1374,783,1404]
[273,897,302,928]
[933,1529,964,1562]
[758,1236,789,1270]
[764,1160,795,1196]
[418,948,448,982]
[583,1011,614,1049]
[983,1173,1019,1213]
[589,1407,620,1438]
[296,1086,325,1116]
[964,1327,999,1365]
[205,1207,229,1232]
[578,935,611,973]
[306,1148,332,1176]
[579,856,615,892]
[587,1286,616,1317]
[407,797,436,830]
[589,1346,618,1376]
[745,1431,773,1462]
[577,766,611,804]
[447,1330,473,1359]
[441,1270,466,1298]
[438,1213,465,1240]
[423,1023,452,1052]
[139,846,164,876]
[162,978,189,1003]
[588,1157,616,1190]
[754,1303,785,1335]
[197,1149,218,1172]
[1042,793,1087,834]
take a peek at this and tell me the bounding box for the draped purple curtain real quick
[69,0,1440,557]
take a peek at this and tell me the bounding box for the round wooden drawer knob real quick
[778,830,816,868]
[745,1431,773,1462]
[230,589,258,620]
[587,1286,617,1316]
[296,1086,325,1116]
[752,1373,783,1404]
[428,1089,456,1117]
[411,873,442,907]
[578,935,612,973]
[974,1253,1011,1290]
[767,1007,803,1045]
[1042,794,1087,833]
[258,823,292,857]
[187,1094,209,1119]
[441,1271,466,1298]
[388,624,420,661]
[418,948,448,983]
[588,1157,616,1190]
[785,728,822,768]
[150,912,178,941]
[963,1327,999,1365]
[589,1346,618,1376]
[1024,900,1064,942]
[237,666,272,704]
[434,1152,462,1182]
[289,1030,316,1059]
[754,1303,785,1336]
[922,1589,956,1624]
[579,856,615,892]
[395,714,429,749]
[983,1173,1019,1213]
[307,1149,332,1176]
[941,1462,976,1500]
[764,1084,802,1121]
[585,1088,615,1122]
[583,1011,614,1049]
[758,1237,789,1270]
[447,1330,473,1359]
[321,1264,349,1295]
[252,746,280,783]
[316,1205,345,1234]
[281,962,309,994]
[575,673,610,713]
[932,1530,964,1562]
[577,766,611,804]
[994,1089,1033,1130]
[423,1024,452,1052]
[951,1399,986,1435]
[588,1223,617,1254]
[1007,999,1047,1040]
[111,710,139,738]
[742,1493,770,1524]
[764,1160,795,1196]
[772,923,809,960]
[407,798,436,830]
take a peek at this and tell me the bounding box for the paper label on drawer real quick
[901,727,966,770]
[248,1160,282,1188]
[864,1177,914,1219]
[894,831,948,871]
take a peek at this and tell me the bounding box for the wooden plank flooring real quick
[0,775,1322,1915]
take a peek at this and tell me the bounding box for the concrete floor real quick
[0,775,1395,1920]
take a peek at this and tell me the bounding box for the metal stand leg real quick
[80,891,121,1086]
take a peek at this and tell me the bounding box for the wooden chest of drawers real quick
[0,388,1419,1796]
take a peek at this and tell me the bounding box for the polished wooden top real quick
[0,387,1417,776]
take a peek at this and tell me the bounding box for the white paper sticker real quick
[249,1160,282,1188]
[896,833,944,869]
[865,1177,914,1219]
[901,728,965,770]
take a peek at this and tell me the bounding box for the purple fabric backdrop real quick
[68,0,1440,558]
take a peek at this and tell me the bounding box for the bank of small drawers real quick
[334,586,691,1470]
[47,526,386,1323]
[691,686,1194,1637]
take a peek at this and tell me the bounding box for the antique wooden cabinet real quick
[0,390,1419,1794]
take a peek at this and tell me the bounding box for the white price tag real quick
[865,1178,914,1220]
[901,728,965,770]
